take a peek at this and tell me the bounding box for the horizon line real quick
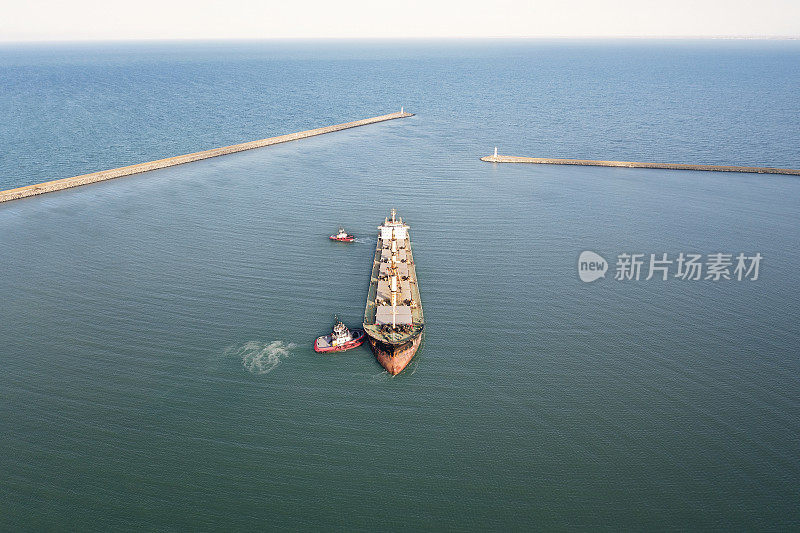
[1,35,799,45]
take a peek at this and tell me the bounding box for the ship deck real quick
[363,234,424,345]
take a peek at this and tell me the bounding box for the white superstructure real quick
[379,208,408,241]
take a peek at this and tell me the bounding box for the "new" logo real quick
[578,251,608,282]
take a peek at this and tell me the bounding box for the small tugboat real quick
[314,318,366,353]
[330,227,355,242]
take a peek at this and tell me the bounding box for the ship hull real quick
[368,332,423,375]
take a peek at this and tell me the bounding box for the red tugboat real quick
[314,318,366,353]
[330,227,355,242]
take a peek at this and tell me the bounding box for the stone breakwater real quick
[0,111,413,203]
[480,154,800,176]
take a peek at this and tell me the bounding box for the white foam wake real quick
[224,340,297,375]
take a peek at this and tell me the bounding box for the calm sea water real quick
[1,40,799,530]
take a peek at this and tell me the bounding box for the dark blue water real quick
[1,40,799,190]
[1,40,799,530]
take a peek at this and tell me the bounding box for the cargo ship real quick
[363,209,424,375]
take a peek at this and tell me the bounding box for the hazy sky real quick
[2,0,799,41]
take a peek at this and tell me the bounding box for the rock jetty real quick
[0,110,413,203]
[481,152,800,176]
